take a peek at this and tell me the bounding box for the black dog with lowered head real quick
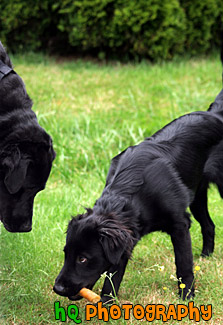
[54,95,223,303]
[0,42,55,232]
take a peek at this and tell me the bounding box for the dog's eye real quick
[77,256,88,264]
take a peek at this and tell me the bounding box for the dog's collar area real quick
[0,60,14,81]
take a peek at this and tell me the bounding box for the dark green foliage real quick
[0,0,64,53]
[0,0,49,51]
[0,0,222,60]
[56,0,186,60]
[180,0,222,54]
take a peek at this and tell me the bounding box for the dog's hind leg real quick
[190,180,215,257]
[170,219,194,299]
[204,139,223,199]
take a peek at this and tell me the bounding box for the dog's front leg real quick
[101,257,129,304]
[170,223,194,300]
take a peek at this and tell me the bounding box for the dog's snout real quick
[17,221,32,232]
[53,283,67,296]
[5,221,32,233]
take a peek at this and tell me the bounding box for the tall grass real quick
[1,53,223,324]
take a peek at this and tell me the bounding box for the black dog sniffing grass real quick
[54,76,223,303]
[0,42,56,232]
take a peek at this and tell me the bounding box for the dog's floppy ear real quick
[98,218,134,265]
[3,146,30,194]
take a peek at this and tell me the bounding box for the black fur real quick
[54,66,223,303]
[0,42,56,232]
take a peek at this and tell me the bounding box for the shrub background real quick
[0,0,222,60]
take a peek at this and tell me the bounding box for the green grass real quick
[1,53,223,324]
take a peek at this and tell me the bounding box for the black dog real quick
[54,91,223,303]
[54,93,223,302]
[0,42,55,232]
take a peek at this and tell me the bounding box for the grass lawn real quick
[0,53,223,324]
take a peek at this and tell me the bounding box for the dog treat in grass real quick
[79,288,101,303]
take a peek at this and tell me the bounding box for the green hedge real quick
[180,0,222,54]
[0,0,53,51]
[57,0,186,60]
[0,0,222,60]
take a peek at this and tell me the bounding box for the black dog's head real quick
[53,209,133,300]
[0,136,55,232]
[0,42,56,232]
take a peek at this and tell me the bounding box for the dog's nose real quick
[2,221,32,233]
[18,223,32,232]
[14,222,32,233]
[53,284,67,296]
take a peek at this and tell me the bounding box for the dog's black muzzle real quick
[53,275,94,301]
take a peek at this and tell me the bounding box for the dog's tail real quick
[0,42,13,68]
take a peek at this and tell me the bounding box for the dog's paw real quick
[178,288,195,300]
[100,295,115,305]
[201,250,213,258]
